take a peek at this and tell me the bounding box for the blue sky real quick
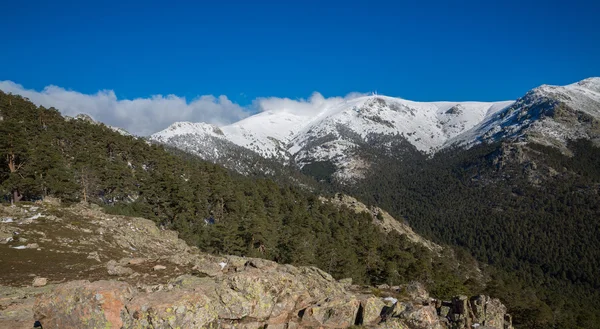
[1,0,599,134]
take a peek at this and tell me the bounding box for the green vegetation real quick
[339,138,600,328]
[0,91,471,298]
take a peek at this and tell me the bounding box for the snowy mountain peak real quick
[570,77,600,93]
[155,121,224,140]
[151,78,599,182]
[448,78,600,150]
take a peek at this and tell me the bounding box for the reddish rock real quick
[124,289,217,328]
[34,280,133,329]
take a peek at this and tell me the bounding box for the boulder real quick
[405,281,429,302]
[397,303,446,329]
[374,318,410,329]
[470,295,512,329]
[153,264,167,271]
[338,277,353,287]
[106,260,134,276]
[42,196,61,206]
[299,297,360,328]
[124,289,217,328]
[32,277,47,287]
[359,296,386,325]
[439,305,451,317]
[34,280,133,329]
[127,257,146,265]
[26,243,39,249]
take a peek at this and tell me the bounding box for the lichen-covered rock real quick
[374,318,410,329]
[299,297,360,328]
[469,295,512,329]
[106,259,134,276]
[0,288,36,329]
[359,296,386,325]
[437,295,513,329]
[124,289,217,328]
[34,280,133,329]
[397,303,446,329]
[405,281,429,302]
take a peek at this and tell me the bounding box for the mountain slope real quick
[152,78,600,184]
[151,96,514,181]
[448,77,600,150]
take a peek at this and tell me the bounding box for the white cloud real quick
[0,81,365,136]
[254,92,366,116]
[0,81,249,136]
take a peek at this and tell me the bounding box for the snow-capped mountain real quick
[447,77,600,150]
[151,78,600,182]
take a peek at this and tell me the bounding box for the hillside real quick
[0,201,514,329]
[340,139,600,329]
[0,91,490,305]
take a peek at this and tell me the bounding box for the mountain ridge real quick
[152,77,600,182]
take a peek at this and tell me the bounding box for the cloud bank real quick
[255,92,366,116]
[0,81,364,136]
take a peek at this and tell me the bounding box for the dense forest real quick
[333,135,600,329]
[0,91,476,297]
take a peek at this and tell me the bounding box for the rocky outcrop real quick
[0,202,513,329]
[33,263,359,329]
[431,295,513,329]
[32,274,513,329]
[34,280,134,329]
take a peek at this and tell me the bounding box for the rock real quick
[359,296,386,325]
[87,251,101,262]
[374,318,410,329]
[106,260,134,276]
[153,264,167,271]
[34,280,133,329]
[397,303,446,329]
[26,243,39,249]
[469,295,512,329]
[338,277,353,287]
[406,281,429,302]
[124,289,217,328]
[244,257,277,269]
[32,277,47,287]
[439,305,451,317]
[450,295,471,328]
[128,257,146,265]
[264,323,287,329]
[0,230,11,244]
[0,288,37,329]
[191,260,223,277]
[42,196,61,206]
[299,297,360,328]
